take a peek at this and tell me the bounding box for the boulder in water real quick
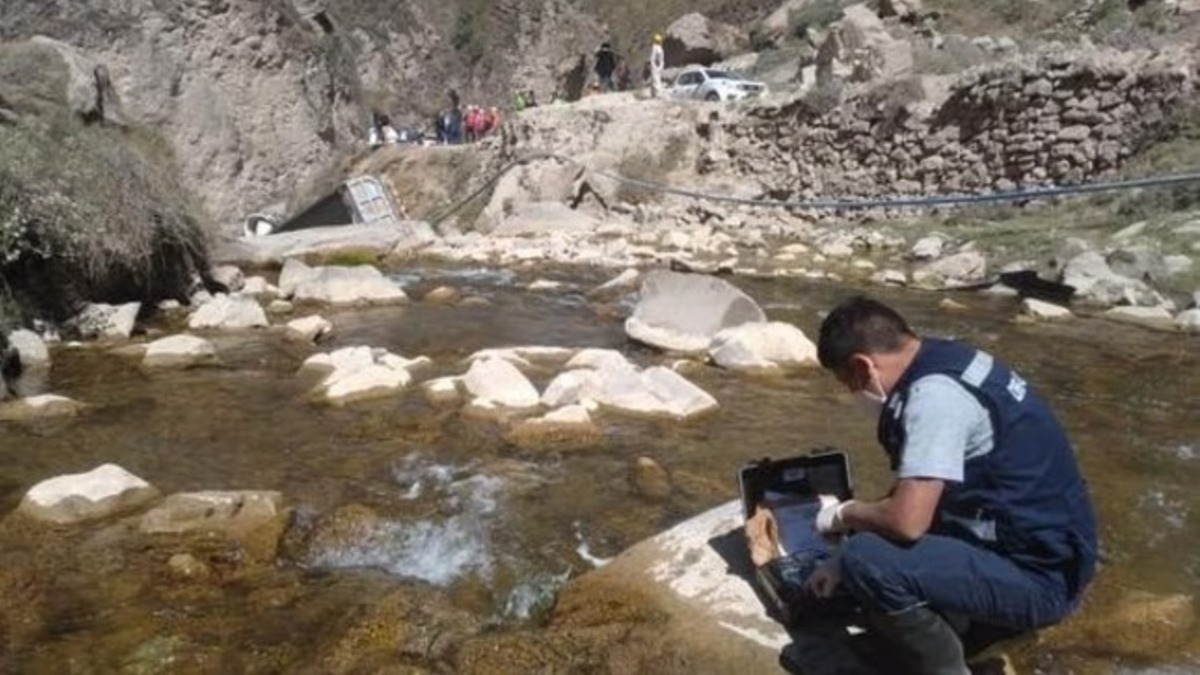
[188,294,268,330]
[142,334,218,369]
[625,271,765,353]
[462,358,541,410]
[140,490,289,563]
[7,329,50,369]
[708,321,818,373]
[18,463,159,524]
[0,394,86,422]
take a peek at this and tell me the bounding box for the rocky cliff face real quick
[0,0,607,230]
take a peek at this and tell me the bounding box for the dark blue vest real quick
[878,338,1098,602]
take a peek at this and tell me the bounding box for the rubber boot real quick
[867,607,971,675]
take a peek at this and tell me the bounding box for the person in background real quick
[525,89,539,107]
[615,57,632,92]
[594,41,617,92]
[650,32,665,98]
[804,296,1098,674]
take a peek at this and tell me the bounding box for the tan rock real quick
[632,457,672,500]
[140,490,289,563]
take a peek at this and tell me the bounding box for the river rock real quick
[168,553,211,579]
[424,286,461,304]
[268,299,295,314]
[142,334,218,369]
[1104,305,1175,330]
[1107,247,1167,282]
[544,362,718,420]
[632,457,672,500]
[462,358,541,409]
[708,322,819,373]
[908,235,945,261]
[528,279,565,292]
[1061,252,1158,307]
[565,348,635,372]
[541,500,788,671]
[302,346,425,405]
[211,265,245,292]
[505,404,601,449]
[587,268,641,300]
[8,329,49,369]
[1175,308,1200,332]
[626,271,765,353]
[871,269,908,286]
[285,315,333,343]
[422,377,463,405]
[188,294,269,330]
[1163,254,1194,277]
[879,0,922,18]
[140,490,289,563]
[18,463,159,524]
[241,276,277,297]
[289,264,409,306]
[913,251,987,287]
[0,394,85,422]
[1020,299,1073,321]
[465,346,576,372]
[73,302,141,340]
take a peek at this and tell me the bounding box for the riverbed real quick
[0,262,1196,673]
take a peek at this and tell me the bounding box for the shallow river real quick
[0,263,1196,673]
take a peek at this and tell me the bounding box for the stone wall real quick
[727,50,1195,200]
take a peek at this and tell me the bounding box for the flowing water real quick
[0,262,1196,673]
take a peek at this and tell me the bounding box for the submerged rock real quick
[424,285,461,304]
[0,394,85,422]
[17,463,159,524]
[422,377,463,405]
[140,490,289,563]
[505,404,601,449]
[708,321,818,373]
[626,271,765,353]
[142,334,218,369]
[632,457,672,500]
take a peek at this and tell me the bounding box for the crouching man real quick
[807,297,1098,674]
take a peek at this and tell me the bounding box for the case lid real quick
[737,450,853,520]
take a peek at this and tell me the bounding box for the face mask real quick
[853,369,887,419]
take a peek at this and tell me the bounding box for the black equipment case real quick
[737,449,855,626]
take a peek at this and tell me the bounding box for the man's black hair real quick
[817,296,916,371]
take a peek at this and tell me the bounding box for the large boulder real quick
[28,36,126,123]
[490,201,600,237]
[187,294,269,330]
[142,334,218,369]
[213,222,437,267]
[1061,251,1160,307]
[540,500,788,670]
[626,271,766,353]
[821,4,914,83]
[17,463,159,524]
[664,13,749,67]
[281,259,408,306]
[140,491,289,563]
[708,322,819,373]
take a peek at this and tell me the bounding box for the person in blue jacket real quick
[807,296,1098,674]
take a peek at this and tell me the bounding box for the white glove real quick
[815,496,855,535]
[804,555,842,599]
